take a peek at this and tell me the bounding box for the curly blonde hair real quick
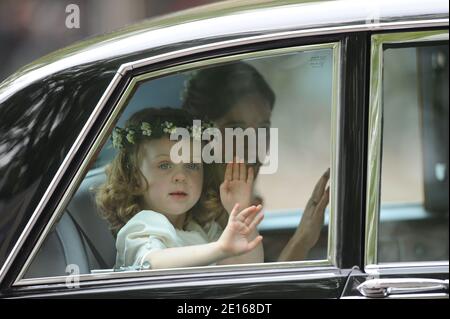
[95,107,224,236]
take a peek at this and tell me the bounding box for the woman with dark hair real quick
[182,61,330,262]
[183,62,275,121]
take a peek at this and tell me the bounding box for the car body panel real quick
[0,0,447,102]
[5,268,348,299]
[0,0,448,298]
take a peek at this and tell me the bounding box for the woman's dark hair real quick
[181,63,273,228]
[182,62,275,119]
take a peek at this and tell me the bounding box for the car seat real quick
[24,168,116,278]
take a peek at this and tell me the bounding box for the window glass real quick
[24,46,337,279]
[379,43,449,263]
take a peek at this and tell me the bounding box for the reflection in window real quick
[379,44,449,263]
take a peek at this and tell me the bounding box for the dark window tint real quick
[0,64,115,271]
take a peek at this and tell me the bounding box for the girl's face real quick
[138,137,203,224]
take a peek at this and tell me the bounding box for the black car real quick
[0,0,448,299]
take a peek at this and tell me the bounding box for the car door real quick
[342,29,449,299]
[1,29,370,299]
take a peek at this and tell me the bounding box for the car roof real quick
[0,0,448,102]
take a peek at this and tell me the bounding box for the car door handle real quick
[357,278,449,298]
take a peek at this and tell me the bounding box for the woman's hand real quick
[278,168,330,262]
[296,168,330,251]
[218,204,264,257]
[220,161,254,214]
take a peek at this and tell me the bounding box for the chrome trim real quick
[365,262,449,275]
[342,293,449,299]
[329,41,341,266]
[2,18,447,287]
[122,19,449,73]
[14,42,341,287]
[127,43,339,82]
[365,30,449,268]
[16,264,338,289]
[13,269,342,298]
[357,278,449,298]
[0,15,447,103]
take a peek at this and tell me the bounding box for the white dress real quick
[115,210,223,268]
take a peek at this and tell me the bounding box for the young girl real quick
[96,107,264,270]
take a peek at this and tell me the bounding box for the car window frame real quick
[365,29,449,274]
[12,41,342,288]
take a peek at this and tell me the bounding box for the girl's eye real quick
[158,162,173,170]
[185,163,201,170]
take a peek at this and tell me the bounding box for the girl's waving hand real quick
[218,204,264,257]
[220,160,255,214]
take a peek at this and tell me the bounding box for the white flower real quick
[126,129,136,144]
[112,128,125,149]
[162,121,176,134]
[141,122,152,136]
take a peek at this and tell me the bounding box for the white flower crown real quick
[111,120,214,149]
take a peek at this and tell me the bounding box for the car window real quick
[372,34,449,263]
[21,44,339,280]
